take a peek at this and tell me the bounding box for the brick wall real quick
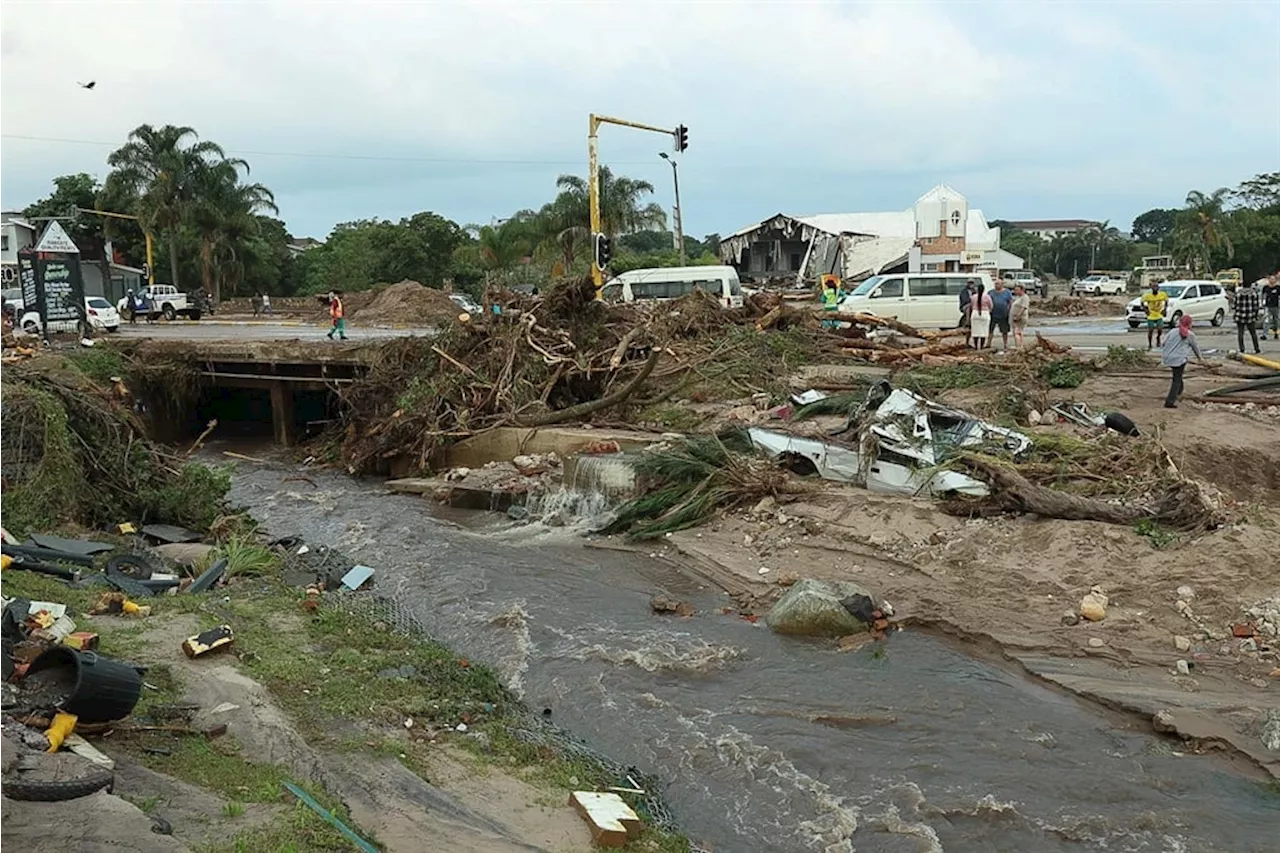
[916,220,966,256]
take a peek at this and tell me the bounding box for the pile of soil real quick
[353,281,463,327]
[1038,295,1127,317]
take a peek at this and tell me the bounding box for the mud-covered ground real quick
[662,368,1280,778]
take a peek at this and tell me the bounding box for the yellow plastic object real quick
[121,600,152,618]
[1240,352,1280,372]
[45,711,78,752]
[1,554,12,571]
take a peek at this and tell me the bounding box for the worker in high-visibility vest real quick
[326,291,347,340]
[820,276,845,327]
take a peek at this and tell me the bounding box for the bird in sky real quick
[78,81,96,90]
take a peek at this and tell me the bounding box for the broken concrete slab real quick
[569,790,642,847]
[0,790,192,853]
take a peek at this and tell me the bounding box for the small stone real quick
[1241,638,1258,653]
[1176,599,1192,615]
[1061,611,1080,626]
[1174,636,1191,652]
[758,566,771,575]
[455,723,468,733]
[1080,593,1108,622]
[1153,709,1176,733]
[743,534,754,547]
[1027,409,1042,425]
[1088,637,1105,648]
[1177,585,1195,601]
[752,497,776,516]
[929,531,945,546]
[1175,659,1191,676]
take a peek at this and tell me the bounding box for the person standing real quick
[326,290,347,340]
[1009,283,1031,349]
[261,292,272,317]
[968,281,993,349]
[251,293,262,318]
[1140,282,1168,350]
[820,277,844,328]
[988,278,1014,350]
[959,279,976,329]
[1260,273,1279,341]
[1232,278,1262,354]
[1161,314,1204,408]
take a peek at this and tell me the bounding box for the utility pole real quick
[659,152,685,264]
[76,207,155,285]
[588,114,688,298]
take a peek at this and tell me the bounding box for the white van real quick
[602,265,744,309]
[839,272,996,328]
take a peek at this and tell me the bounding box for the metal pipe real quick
[588,114,603,297]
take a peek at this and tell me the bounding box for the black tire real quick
[1211,308,1225,327]
[1,769,115,802]
[107,553,158,581]
[162,304,177,321]
[1104,411,1140,437]
[1168,310,1182,329]
[1128,320,1140,330]
[22,320,39,334]
[188,310,201,321]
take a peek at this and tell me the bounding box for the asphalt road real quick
[106,316,1280,355]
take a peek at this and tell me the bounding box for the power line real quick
[0,133,654,167]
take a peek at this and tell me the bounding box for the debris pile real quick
[352,280,467,326]
[1038,295,1126,317]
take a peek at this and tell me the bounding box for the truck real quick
[1002,270,1047,298]
[116,284,203,321]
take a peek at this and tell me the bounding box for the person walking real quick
[968,281,993,350]
[1260,272,1279,341]
[1010,283,1031,349]
[1140,282,1168,350]
[988,278,1014,350]
[326,290,347,340]
[261,292,273,317]
[1233,278,1262,354]
[1161,314,1204,408]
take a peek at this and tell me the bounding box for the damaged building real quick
[719,184,1025,285]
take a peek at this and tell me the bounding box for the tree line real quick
[994,172,1280,282]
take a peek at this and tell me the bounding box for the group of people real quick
[1229,274,1280,354]
[960,278,1030,350]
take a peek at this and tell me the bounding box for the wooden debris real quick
[570,791,643,847]
[182,625,235,658]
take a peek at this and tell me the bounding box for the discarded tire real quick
[1,769,115,801]
[106,553,158,581]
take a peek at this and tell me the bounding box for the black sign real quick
[17,249,87,339]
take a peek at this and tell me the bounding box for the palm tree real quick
[460,221,530,283]
[107,124,228,288]
[553,166,668,239]
[1174,188,1234,274]
[189,159,277,300]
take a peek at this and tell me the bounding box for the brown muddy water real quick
[220,448,1279,853]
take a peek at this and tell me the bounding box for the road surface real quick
[103,316,1276,355]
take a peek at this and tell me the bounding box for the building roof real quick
[1008,219,1096,230]
[1,214,38,232]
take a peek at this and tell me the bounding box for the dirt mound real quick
[353,281,462,327]
[1039,295,1126,317]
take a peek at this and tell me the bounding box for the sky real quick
[2,0,1278,242]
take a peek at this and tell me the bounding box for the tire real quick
[187,310,201,321]
[1128,320,1140,329]
[1,769,115,802]
[22,320,39,334]
[1211,308,1225,327]
[162,304,177,321]
[1168,310,1182,328]
[106,326,119,334]
[1104,411,1140,437]
[107,553,158,581]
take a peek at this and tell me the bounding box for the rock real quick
[506,504,529,521]
[649,596,694,618]
[1176,599,1192,615]
[1261,710,1280,752]
[1087,637,1105,648]
[776,572,800,587]
[154,542,216,568]
[1061,611,1080,626]
[511,455,537,471]
[1152,709,1177,733]
[1175,659,1191,676]
[1080,592,1108,622]
[1240,638,1258,653]
[445,467,471,482]
[1177,585,1195,601]
[751,496,776,516]
[1027,409,1042,425]
[767,579,880,638]
[1174,635,1191,652]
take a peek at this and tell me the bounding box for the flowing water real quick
[225,452,1278,853]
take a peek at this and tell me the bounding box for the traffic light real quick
[594,233,612,269]
[675,124,688,153]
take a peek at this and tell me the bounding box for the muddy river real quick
[224,453,1277,852]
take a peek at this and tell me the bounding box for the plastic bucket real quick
[25,646,143,723]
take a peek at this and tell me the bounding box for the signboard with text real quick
[17,222,87,339]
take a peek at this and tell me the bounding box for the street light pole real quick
[659,152,685,265]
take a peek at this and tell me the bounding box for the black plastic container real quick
[25,646,143,723]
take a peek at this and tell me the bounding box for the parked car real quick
[601,265,744,309]
[1215,268,1243,290]
[2,287,24,315]
[448,293,483,315]
[116,284,202,321]
[1072,274,1128,296]
[838,272,996,329]
[18,297,119,335]
[1125,280,1229,329]
[1003,270,1046,298]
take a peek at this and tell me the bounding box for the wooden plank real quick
[569,791,642,848]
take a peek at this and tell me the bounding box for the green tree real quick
[551,166,667,239]
[23,173,102,249]
[299,213,467,295]
[188,159,278,300]
[106,124,228,288]
[1131,208,1177,245]
[1233,172,1280,210]
[1173,188,1234,274]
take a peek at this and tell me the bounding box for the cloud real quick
[2,0,1276,239]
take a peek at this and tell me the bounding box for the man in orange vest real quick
[326,290,347,340]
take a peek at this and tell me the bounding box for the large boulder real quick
[766,579,880,638]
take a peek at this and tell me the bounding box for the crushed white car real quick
[748,382,1030,498]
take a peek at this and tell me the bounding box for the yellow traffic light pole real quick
[75,207,155,285]
[588,113,683,299]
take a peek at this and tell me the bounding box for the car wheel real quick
[188,310,201,321]
[162,304,177,321]
[107,325,119,333]
[1168,310,1182,328]
[1211,308,1225,327]
[22,320,39,334]
[1128,320,1140,329]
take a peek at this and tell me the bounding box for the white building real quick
[1,212,39,287]
[720,184,1023,284]
[1006,219,1097,240]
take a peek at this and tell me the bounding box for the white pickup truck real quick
[1071,274,1128,296]
[117,284,203,321]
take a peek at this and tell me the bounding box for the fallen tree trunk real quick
[516,347,660,427]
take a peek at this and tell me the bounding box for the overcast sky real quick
[2,1,1278,241]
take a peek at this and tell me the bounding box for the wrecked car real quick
[747,381,1030,498]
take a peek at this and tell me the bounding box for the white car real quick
[19,297,121,335]
[1072,274,1127,296]
[1126,280,1229,329]
[448,293,482,315]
